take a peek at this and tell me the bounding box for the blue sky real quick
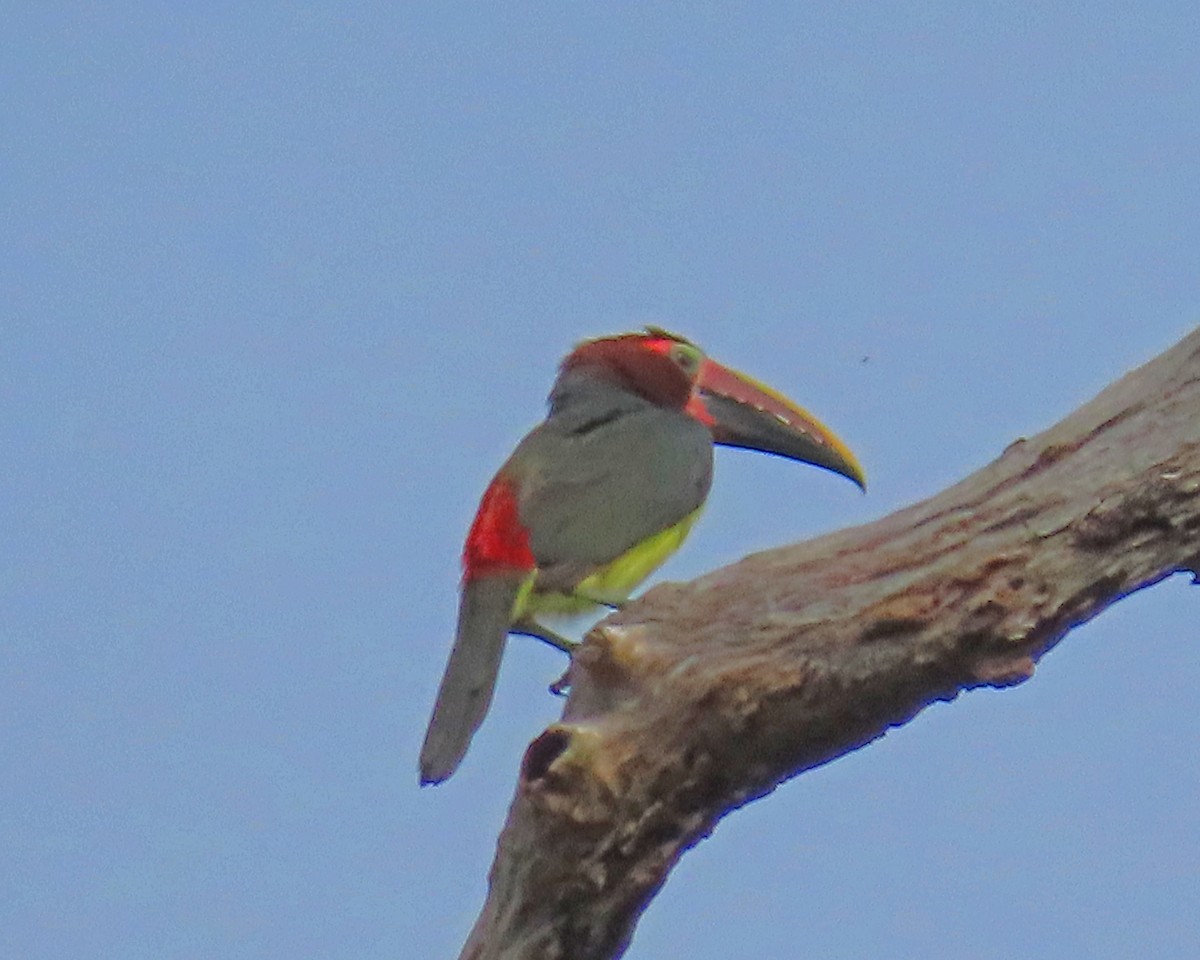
[3,5,1197,958]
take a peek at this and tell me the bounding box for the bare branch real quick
[460,327,1200,960]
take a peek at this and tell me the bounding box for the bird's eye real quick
[670,344,701,374]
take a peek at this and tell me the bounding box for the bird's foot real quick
[572,591,626,611]
[512,617,577,654]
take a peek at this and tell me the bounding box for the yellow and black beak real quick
[689,359,866,490]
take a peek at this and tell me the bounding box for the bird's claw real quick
[548,671,571,696]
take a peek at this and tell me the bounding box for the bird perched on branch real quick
[419,328,865,784]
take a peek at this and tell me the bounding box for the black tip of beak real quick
[700,391,866,489]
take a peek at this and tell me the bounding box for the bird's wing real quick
[511,405,713,589]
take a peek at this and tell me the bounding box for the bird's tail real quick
[419,573,523,785]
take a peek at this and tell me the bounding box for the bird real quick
[419,328,865,784]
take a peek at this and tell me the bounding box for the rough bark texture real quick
[459,327,1200,960]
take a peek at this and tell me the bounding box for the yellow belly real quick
[515,507,704,618]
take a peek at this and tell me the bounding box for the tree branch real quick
[459,327,1200,960]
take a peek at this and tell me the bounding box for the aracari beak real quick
[689,359,866,489]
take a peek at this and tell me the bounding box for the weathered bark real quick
[460,327,1200,960]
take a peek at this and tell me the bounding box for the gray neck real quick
[547,369,654,428]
